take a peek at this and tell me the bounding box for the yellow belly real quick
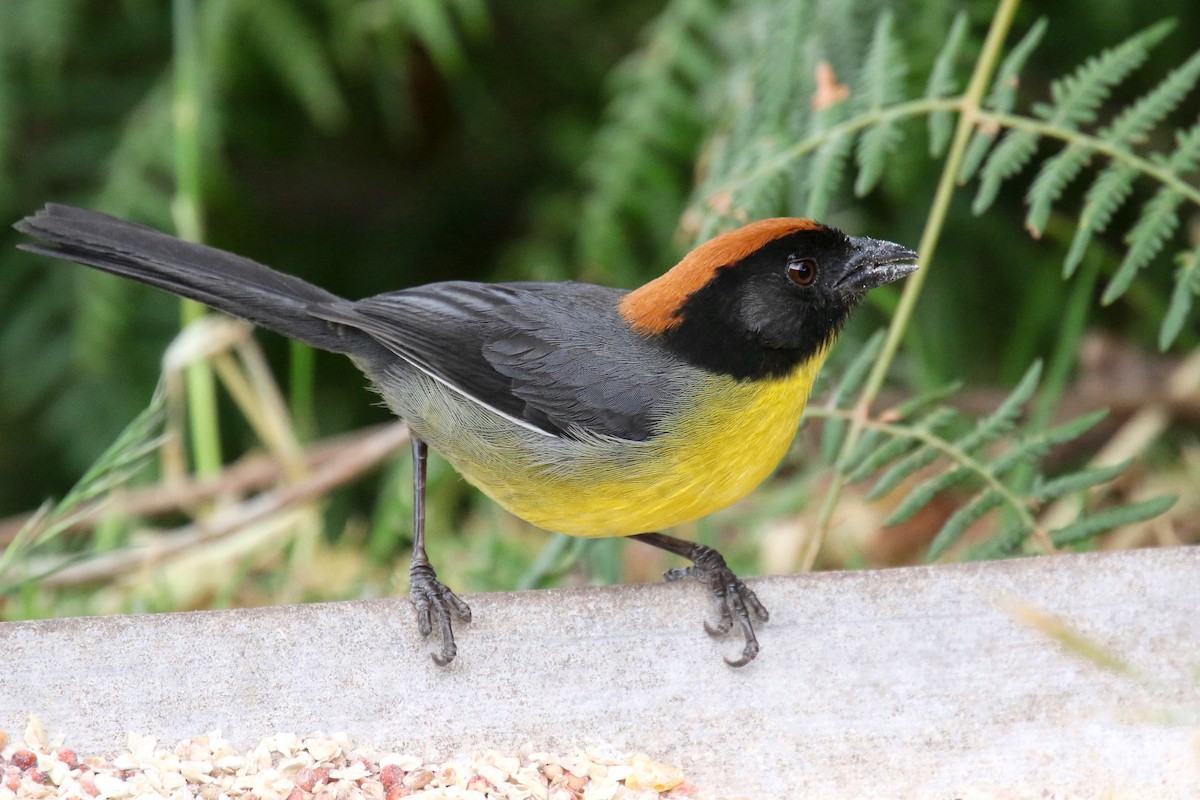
[438,352,828,537]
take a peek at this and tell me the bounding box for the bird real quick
[14,204,917,667]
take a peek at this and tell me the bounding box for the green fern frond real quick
[953,360,1041,453]
[971,129,1039,214]
[925,11,969,157]
[1003,410,1108,465]
[1105,49,1200,144]
[847,436,916,485]
[838,381,963,473]
[957,18,1047,184]
[1161,242,1200,349]
[820,331,885,462]
[806,128,855,220]
[1168,117,1200,172]
[811,363,1156,560]
[926,489,1004,560]
[1024,144,1093,237]
[883,410,1102,529]
[866,441,942,501]
[1036,21,1174,129]
[1026,28,1200,238]
[971,20,1171,216]
[840,428,886,475]
[946,18,1199,339]
[1102,185,1184,304]
[1063,162,1138,275]
[984,17,1048,113]
[957,131,998,189]
[969,21,1166,215]
[845,406,957,483]
[969,21,1169,214]
[578,0,722,283]
[854,114,906,197]
[1051,495,1177,546]
[853,11,907,196]
[1031,461,1129,503]
[885,463,973,526]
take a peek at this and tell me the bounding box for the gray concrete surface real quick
[2,547,1198,798]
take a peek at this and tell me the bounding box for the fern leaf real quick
[972,130,1039,214]
[877,387,1091,519]
[806,129,854,220]
[820,332,884,462]
[926,489,1005,561]
[1105,48,1200,144]
[1031,461,1129,503]
[853,11,907,196]
[992,410,1109,477]
[831,332,885,405]
[846,406,958,483]
[859,117,902,200]
[841,428,886,475]
[1063,162,1138,275]
[984,18,1049,114]
[953,361,1041,454]
[958,19,1047,185]
[1036,409,1111,444]
[1167,117,1200,173]
[925,11,969,157]
[866,443,941,501]
[846,379,966,475]
[855,114,905,197]
[1102,186,1183,304]
[1027,25,1195,240]
[1024,143,1092,236]
[888,381,965,417]
[958,127,999,186]
[977,21,1172,216]
[1160,242,1200,349]
[579,0,721,280]
[885,463,973,526]
[846,433,919,484]
[971,517,1035,559]
[1050,495,1177,546]
[1037,21,1173,129]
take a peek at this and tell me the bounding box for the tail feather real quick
[14,204,374,356]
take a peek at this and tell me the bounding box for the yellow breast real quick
[454,350,829,537]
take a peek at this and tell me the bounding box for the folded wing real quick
[311,281,685,441]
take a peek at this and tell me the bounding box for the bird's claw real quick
[409,560,471,666]
[662,548,768,668]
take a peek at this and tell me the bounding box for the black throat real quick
[656,266,850,381]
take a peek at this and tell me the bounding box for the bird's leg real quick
[632,531,769,667]
[408,435,471,665]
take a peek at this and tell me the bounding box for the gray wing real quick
[311,281,684,441]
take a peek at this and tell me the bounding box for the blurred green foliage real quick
[0,0,662,511]
[0,0,1196,613]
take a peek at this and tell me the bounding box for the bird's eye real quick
[787,257,818,287]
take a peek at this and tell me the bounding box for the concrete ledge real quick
[3,547,1198,797]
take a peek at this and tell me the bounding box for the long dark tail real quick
[14,204,374,356]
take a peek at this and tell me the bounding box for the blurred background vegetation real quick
[0,0,1196,619]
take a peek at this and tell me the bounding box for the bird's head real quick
[619,218,918,379]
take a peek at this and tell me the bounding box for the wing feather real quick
[310,281,683,441]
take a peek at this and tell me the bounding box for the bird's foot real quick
[663,544,769,667]
[409,560,472,666]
